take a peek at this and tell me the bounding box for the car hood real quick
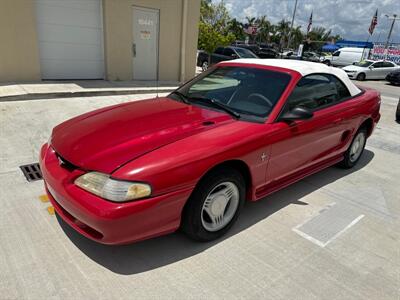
[51,97,233,173]
[343,65,365,71]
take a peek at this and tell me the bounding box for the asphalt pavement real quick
[0,82,399,299]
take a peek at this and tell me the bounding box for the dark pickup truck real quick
[197,46,258,71]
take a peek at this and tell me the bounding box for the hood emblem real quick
[57,156,65,166]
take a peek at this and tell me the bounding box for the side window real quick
[285,74,350,112]
[372,62,384,68]
[330,75,351,100]
[333,51,340,57]
[383,62,394,68]
[214,47,224,55]
[223,48,235,56]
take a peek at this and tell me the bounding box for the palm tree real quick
[275,19,291,49]
[227,18,245,41]
[255,16,272,43]
[290,25,304,48]
[308,26,332,41]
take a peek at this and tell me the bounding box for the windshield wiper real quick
[170,91,190,104]
[189,96,241,119]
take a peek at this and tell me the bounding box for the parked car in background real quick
[386,69,400,85]
[232,43,278,58]
[329,47,369,67]
[197,46,258,71]
[258,46,279,58]
[343,60,400,80]
[40,59,380,245]
[302,51,321,62]
[396,98,400,122]
[280,50,294,58]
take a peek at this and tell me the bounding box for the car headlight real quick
[74,172,151,202]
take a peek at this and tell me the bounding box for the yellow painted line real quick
[39,194,49,203]
[47,206,55,215]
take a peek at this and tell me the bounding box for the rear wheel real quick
[182,168,245,241]
[338,127,367,169]
[201,61,209,71]
[323,60,331,66]
[356,73,366,81]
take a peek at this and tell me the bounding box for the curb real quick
[0,87,177,102]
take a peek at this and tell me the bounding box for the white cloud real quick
[213,0,400,42]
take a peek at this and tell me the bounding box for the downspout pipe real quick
[180,0,188,82]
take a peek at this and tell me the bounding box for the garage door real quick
[35,0,104,79]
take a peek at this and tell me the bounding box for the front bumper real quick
[39,144,193,245]
[345,72,357,79]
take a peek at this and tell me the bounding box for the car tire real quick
[181,167,245,241]
[356,73,366,81]
[338,127,367,169]
[323,60,331,66]
[201,61,209,71]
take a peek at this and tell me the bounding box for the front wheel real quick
[356,73,366,81]
[181,168,245,241]
[338,127,367,169]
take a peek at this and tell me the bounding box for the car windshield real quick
[354,61,373,67]
[169,66,291,120]
[234,48,258,58]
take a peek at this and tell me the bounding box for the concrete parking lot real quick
[0,82,399,299]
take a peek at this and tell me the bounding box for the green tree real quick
[198,0,235,63]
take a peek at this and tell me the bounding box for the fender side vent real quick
[20,163,42,182]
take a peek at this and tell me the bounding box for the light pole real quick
[384,14,400,59]
[287,0,298,49]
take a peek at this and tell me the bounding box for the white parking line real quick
[293,206,365,248]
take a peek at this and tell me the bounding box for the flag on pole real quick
[307,11,313,34]
[368,9,378,35]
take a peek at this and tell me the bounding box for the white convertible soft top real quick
[220,58,362,96]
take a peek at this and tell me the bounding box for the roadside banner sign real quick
[371,43,400,64]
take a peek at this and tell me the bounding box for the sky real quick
[213,0,400,43]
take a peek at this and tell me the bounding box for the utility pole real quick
[287,0,298,49]
[384,14,400,59]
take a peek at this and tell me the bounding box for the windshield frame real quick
[233,47,258,58]
[354,60,374,67]
[168,64,293,123]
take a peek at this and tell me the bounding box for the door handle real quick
[132,43,136,57]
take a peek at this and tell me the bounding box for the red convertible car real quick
[39,59,381,245]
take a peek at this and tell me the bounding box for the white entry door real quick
[132,6,159,80]
[35,0,104,79]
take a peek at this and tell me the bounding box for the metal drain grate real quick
[20,163,43,182]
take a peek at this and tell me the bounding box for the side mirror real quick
[280,106,314,122]
[369,66,374,70]
[231,53,238,58]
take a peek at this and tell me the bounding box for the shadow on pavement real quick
[57,150,374,275]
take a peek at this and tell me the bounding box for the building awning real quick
[322,44,340,52]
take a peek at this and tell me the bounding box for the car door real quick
[267,74,352,185]
[211,47,227,64]
[381,62,397,79]
[222,47,237,60]
[369,62,384,79]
